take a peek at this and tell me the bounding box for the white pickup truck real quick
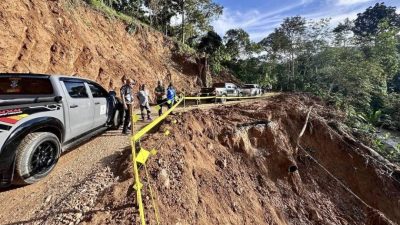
[0,73,123,187]
[241,84,262,96]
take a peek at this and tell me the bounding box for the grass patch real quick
[85,0,134,24]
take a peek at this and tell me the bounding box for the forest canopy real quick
[89,1,400,133]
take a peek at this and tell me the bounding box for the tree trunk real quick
[181,0,185,44]
[196,55,212,87]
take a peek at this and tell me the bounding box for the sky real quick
[211,0,400,42]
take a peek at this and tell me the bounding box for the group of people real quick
[120,78,177,135]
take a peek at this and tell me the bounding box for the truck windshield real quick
[0,77,54,95]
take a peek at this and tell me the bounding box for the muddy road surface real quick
[0,129,130,225]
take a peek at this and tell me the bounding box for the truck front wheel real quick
[14,132,61,185]
[220,94,227,103]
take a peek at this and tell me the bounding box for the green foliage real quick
[365,110,383,125]
[383,93,400,129]
[353,3,400,42]
[85,0,134,23]
[175,41,197,56]
[373,137,400,163]
[209,47,230,74]
[198,31,222,55]
[224,29,253,60]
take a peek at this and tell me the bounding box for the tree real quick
[353,3,400,42]
[333,18,353,47]
[223,29,252,61]
[112,0,148,21]
[144,0,180,35]
[198,30,222,55]
[196,31,223,86]
[259,16,306,90]
[177,0,223,43]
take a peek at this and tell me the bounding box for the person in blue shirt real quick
[166,83,176,109]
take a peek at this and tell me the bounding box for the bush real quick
[383,93,400,130]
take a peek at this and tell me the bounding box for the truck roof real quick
[0,73,95,83]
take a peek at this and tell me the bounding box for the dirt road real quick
[0,96,276,225]
[0,129,130,225]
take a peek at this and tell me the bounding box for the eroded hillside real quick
[81,94,400,225]
[0,0,199,93]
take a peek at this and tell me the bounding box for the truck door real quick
[87,82,109,128]
[226,84,234,96]
[61,79,94,139]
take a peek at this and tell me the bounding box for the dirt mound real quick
[0,0,200,95]
[81,94,400,225]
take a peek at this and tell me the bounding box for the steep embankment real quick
[0,0,199,93]
[84,95,400,225]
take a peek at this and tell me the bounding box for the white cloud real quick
[211,0,400,42]
[212,0,314,41]
[336,0,373,6]
[302,7,361,24]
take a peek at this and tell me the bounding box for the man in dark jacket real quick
[121,78,135,134]
[137,84,152,121]
[154,81,166,116]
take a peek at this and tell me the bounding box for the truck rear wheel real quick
[14,132,61,185]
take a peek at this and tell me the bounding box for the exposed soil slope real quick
[84,94,400,225]
[0,0,199,94]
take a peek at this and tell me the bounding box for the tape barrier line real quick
[216,95,266,99]
[184,95,268,100]
[130,97,183,225]
[129,125,146,225]
[132,97,184,143]
[130,94,270,225]
[184,96,216,100]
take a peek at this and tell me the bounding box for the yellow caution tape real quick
[130,109,146,225]
[184,96,215,100]
[136,148,151,165]
[183,95,267,100]
[132,97,184,142]
[215,95,266,99]
[128,93,271,225]
[130,139,145,225]
[133,181,143,191]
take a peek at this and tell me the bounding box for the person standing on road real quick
[166,83,176,110]
[121,78,135,135]
[138,84,152,121]
[155,80,166,116]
